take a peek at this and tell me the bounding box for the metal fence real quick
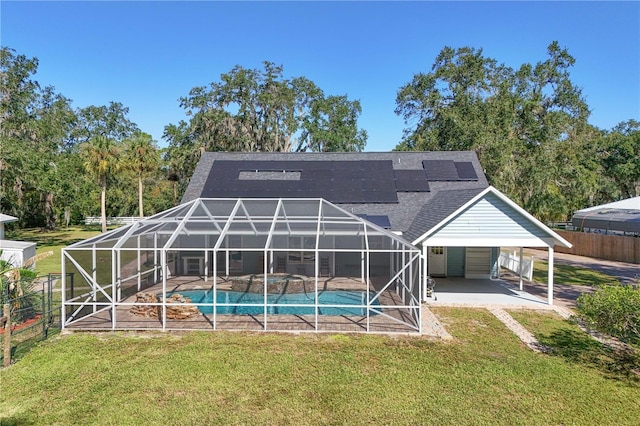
[1,274,66,366]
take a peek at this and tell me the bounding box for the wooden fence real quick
[555,230,640,264]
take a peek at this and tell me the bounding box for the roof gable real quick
[412,186,572,248]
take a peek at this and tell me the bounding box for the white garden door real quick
[428,246,447,277]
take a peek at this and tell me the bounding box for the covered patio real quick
[425,277,547,307]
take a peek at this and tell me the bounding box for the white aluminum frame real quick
[62,198,423,333]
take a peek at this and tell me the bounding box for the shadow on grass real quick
[539,328,640,384]
[533,263,618,287]
[6,226,103,248]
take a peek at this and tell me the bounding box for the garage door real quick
[465,247,491,279]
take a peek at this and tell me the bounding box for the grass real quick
[509,309,640,381]
[6,226,109,277]
[532,260,618,286]
[1,308,638,425]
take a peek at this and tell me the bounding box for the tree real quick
[598,120,640,199]
[177,61,367,154]
[70,102,138,149]
[0,47,77,229]
[123,132,159,217]
[299,95,367,152]
[81,135,120,232]
[394,42,596,220]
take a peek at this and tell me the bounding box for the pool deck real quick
[64,275,422,334]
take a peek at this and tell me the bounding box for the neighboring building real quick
[0,214,37,268]
[571,196,640,236]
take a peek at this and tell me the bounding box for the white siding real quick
[426,193,552,247]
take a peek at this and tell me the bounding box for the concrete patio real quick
[425,277,549,307]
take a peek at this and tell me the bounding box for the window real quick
[288,236,316,263]
[431,247,444,255]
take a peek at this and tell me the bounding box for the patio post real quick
[519,247,524,291]
[422,245,428,302]
[547,246,554,305]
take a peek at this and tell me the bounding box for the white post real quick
[422,245,428,302]
[137,235,141,291]
[61,251,66,329]
[547,246,554,305]
[153,232,158,283]
[519,247,524,291]
[212,249,217,330]
[111,250,117,330]
[92,244,97,313]
[161,250,167,330]
[360,249,365,283]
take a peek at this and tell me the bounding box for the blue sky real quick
[2,1,639,151]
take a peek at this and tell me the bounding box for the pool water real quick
[164,290,379,316]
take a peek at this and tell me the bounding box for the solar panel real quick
[393,170,430,192]
[203,160,398,203]
[356,214,392,229]
[454,162,479,180]
[422,160,459,181]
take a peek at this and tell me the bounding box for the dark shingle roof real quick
[182,151,489,240]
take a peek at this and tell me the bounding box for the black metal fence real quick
[1,274,68,366]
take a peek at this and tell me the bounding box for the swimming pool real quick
[164,289,379,316]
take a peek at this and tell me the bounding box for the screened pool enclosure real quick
[62,198,422,333]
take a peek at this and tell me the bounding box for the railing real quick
[498,251,534,281]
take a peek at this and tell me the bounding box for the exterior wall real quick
[446,247,465,277]
[427,192,552,247]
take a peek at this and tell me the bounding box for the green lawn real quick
[6,226,107,276]
[1,308,638,425]
[532,260,619,286]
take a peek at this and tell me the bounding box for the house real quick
[183,151,571,304]
[61,151,571,334]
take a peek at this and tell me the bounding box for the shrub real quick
[576,283,640,344]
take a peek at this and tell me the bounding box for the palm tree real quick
[81,135,120,232]
[123,132,159,217]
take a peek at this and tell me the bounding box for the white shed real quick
[0,240,37,268]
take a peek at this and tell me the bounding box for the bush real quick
[576,283,640,344]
